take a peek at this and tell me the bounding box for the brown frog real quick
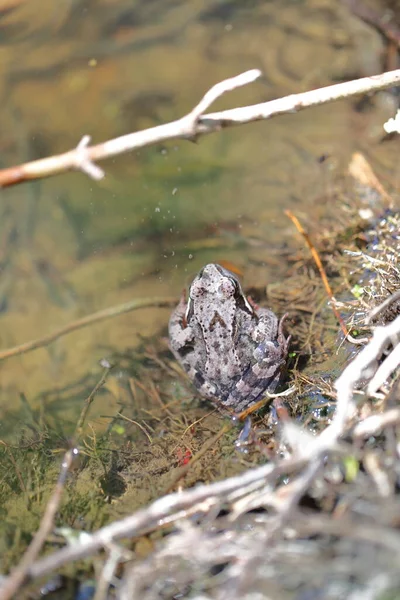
[169,263,289,411]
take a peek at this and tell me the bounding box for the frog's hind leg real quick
[222,336,287,412]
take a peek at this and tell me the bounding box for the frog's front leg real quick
[168,294,194,355]
[169,295,218,400]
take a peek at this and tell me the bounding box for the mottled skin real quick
[169,264,289,412]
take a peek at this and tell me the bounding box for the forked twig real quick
[0,69,398,187]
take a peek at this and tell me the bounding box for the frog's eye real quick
[218,278,235,298]
[190,280,206,299]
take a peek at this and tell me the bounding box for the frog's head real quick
[186,263,254,322]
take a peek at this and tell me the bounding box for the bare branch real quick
[331,317,400,441]
[367,290,400,324]
[367,341,400,395]
[0,69,398,187]
[94,543,133,600]
[353,407,400,439]
[0,296,176,363]
[187,69,261,124]
[294,512,400,554]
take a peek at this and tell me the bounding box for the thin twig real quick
[332,315,400,445]
[367,290,400,324]
[186,69,261,126]
[285,209,349,338]
[117,413,153,444]
[94,542,133,600]
[0,296,176,362]
[353,407,400,439]
[0,69,399,187]
[75,368,110,438]
[367,342,400,395]
[0,449,76,600]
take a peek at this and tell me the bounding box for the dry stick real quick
[263,316,400,523]
[0,69,399,187]
[0,449,76,600]
[353,407,400,439]
[0,296,176,363]
[368,342,400,395]
[266,314,400,518]
[294,511,400,554]
[285,209,349,339]
[328,314,400,448]
[367,289,400,324]
[93,542,133,600]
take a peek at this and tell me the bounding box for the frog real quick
[168,263,289,412]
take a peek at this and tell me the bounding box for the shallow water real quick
[0,0,398,437]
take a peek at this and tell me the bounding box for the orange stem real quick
[285,209,349,338]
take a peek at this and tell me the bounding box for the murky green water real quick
[0,0,397,437]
